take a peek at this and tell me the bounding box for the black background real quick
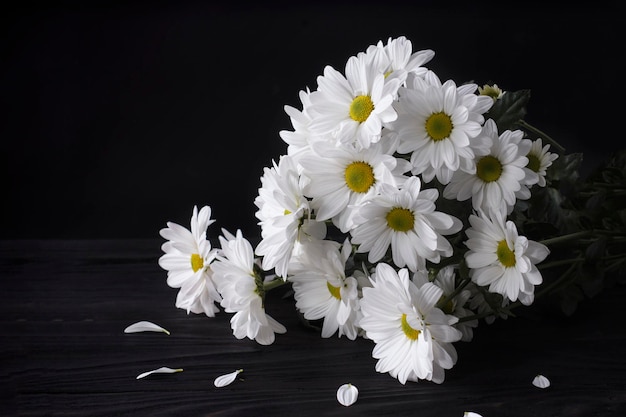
[3,1,624,239]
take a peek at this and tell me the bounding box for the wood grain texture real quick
[1,239,625,417]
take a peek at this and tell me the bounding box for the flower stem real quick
[539,230,592,247]
[264,277,288,291]
[518,119,566,153]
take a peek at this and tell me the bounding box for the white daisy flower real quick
[478,83,505,101]
[350,176,462,272]
[443,119,535,216]
[308,52,400,150]
[211,229,287,345]
[359,263,463,384]
[360,36,434,92]
[464,209,550,304]
[392,70,494,184]
[289,238,361,340]
[525,138,559,187]
[413,266,478,342]
[299,140,410,233]
[254,155,326,279]
[279,88,335,164]
[158,205,222,317]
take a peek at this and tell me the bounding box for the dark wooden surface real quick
[2,239,625,417]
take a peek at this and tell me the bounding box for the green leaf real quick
[485,89,531,131]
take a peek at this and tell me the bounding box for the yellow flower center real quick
[496,240,516,267]
[345,161,375,193]
[425,112,453,141]
[401,313,420,340]
[349,95,374,123]
[385,207,415,232]
[327,281,341,300]
[190,253,204,272]
[527,153,541,173]
[476,155,503,182]
[284,209,292,215]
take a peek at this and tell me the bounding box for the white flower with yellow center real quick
[478,83,505,101]
[211,229,287,345]
[360,36,434,92]
[359,263,462,384]
[413,266,478,342]
[525,138,558,187]
[350,176,462,272]
[289,238,361,340]
[464,209,550,304]
[299,141,410,233]
[392,70,494,184]
[158,205,221,317]
[443,119,535,216]
[308,52,400,150]
[254,155,326,279]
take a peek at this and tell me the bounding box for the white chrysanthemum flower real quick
[308,53,400,150]
[279,88,335,163]
[360,36,434,92]
[525,138,559,187]
[254,155,326,278]
[359,263,463,384]
[350,176,462,272]
[464,209,550,304]
[413,266,478,342]
[443,119,535,216]
[299,141,410,233]
[392,70,494,184]
[289,238,361,340]
[211,229,286,345]
[478,83,505,101]
[158,205,222,317]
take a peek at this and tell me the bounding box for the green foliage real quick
[485,89,530,131]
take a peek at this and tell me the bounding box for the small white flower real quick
[532,374,551,388]
[254,154,325,279]
[525,138,558,187]
[212,229,287,345]
[289,238,361,340]
[464,209,550,304]
[336,383,359,406]
[351,176,462,272]
[136,367,183,380]
[443,119,535,216]
[214,369,243,388]
[124,321,170,335]
[392,70,493,184]
[359,263,462,384]
[158,205,222,317]
[463,412,483,417]
[308,52,399,150]
[478,83,504,100]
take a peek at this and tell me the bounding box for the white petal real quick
[214,369,243,388]
[136,367,183,379]
[124,321,170,335]
[532,374,551,388]
[464,413,483,417]
[336,383,359,406]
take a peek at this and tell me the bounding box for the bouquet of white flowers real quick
[157,36,626,386]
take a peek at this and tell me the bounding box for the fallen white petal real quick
[136,367,183,379]
[124,321,170,335]
[464,412,483,417]
[336,383,358,406]
[214,369,243,387]
[532,374,551,388]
